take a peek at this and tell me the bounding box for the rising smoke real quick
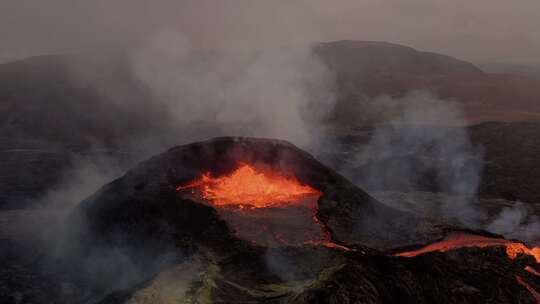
[130,29,336,149]
[345,91,539,242]
[3,1,540,300]
[487,202,540,243]
[6,9,340,299]
[341,91,484,225]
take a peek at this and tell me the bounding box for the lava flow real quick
[395,233,540,263]
[177,164,348,249]
[396,233,540,301]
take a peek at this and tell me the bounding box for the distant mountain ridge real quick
[316,40,483,79]
[2,42,540,212]
[1,40,540,149]
[315,40,540,125]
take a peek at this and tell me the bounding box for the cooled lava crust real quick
[69,137,540,303]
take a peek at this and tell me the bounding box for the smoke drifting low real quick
[385,93,482,224]
[342,92,539,243]
[38,156,124,209]
[1,6,342,298]
[488,202,540,243]
[343,91,482,215]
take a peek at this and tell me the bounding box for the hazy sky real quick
[1,0,539,64]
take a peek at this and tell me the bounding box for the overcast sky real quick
[1,0,539,64]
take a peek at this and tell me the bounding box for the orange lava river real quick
[395,233,540,262]
[177,164,349,250]
[396,233,540,301]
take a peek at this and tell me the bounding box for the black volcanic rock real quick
[72,137,442,253]
[53,137,537,303]
[292,246,539,304]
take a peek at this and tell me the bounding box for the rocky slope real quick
[3,137,538,303]
[316,41,540,126]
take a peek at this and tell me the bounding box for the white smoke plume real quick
[347,91,484,226]
[0,6,339,300]
[347,91,540,243]
[130,29,336,149]
[487,202,540,243]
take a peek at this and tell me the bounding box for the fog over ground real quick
[1,0,539,65]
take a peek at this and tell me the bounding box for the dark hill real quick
[2,40,540,150]
[315,40,540,125]
[7,137,532,303]
[0,54,167,150]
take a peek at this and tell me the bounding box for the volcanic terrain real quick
[2,137,538,303]
[2,41,540,303]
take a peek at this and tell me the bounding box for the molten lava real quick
[507,243,540,263]
[395,233,540,263]
[177,164,348,250]
[176,164,321,208]
[395,234,511,258]
[396,233,540,302]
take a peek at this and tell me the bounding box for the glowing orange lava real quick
[506,243,540,263]
[177,164,321,208]
[396,233,540,301]
[177,164,350,250]
[395,234,511,258]
[396,233,540,263]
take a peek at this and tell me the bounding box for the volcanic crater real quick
[63,137,540,303]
